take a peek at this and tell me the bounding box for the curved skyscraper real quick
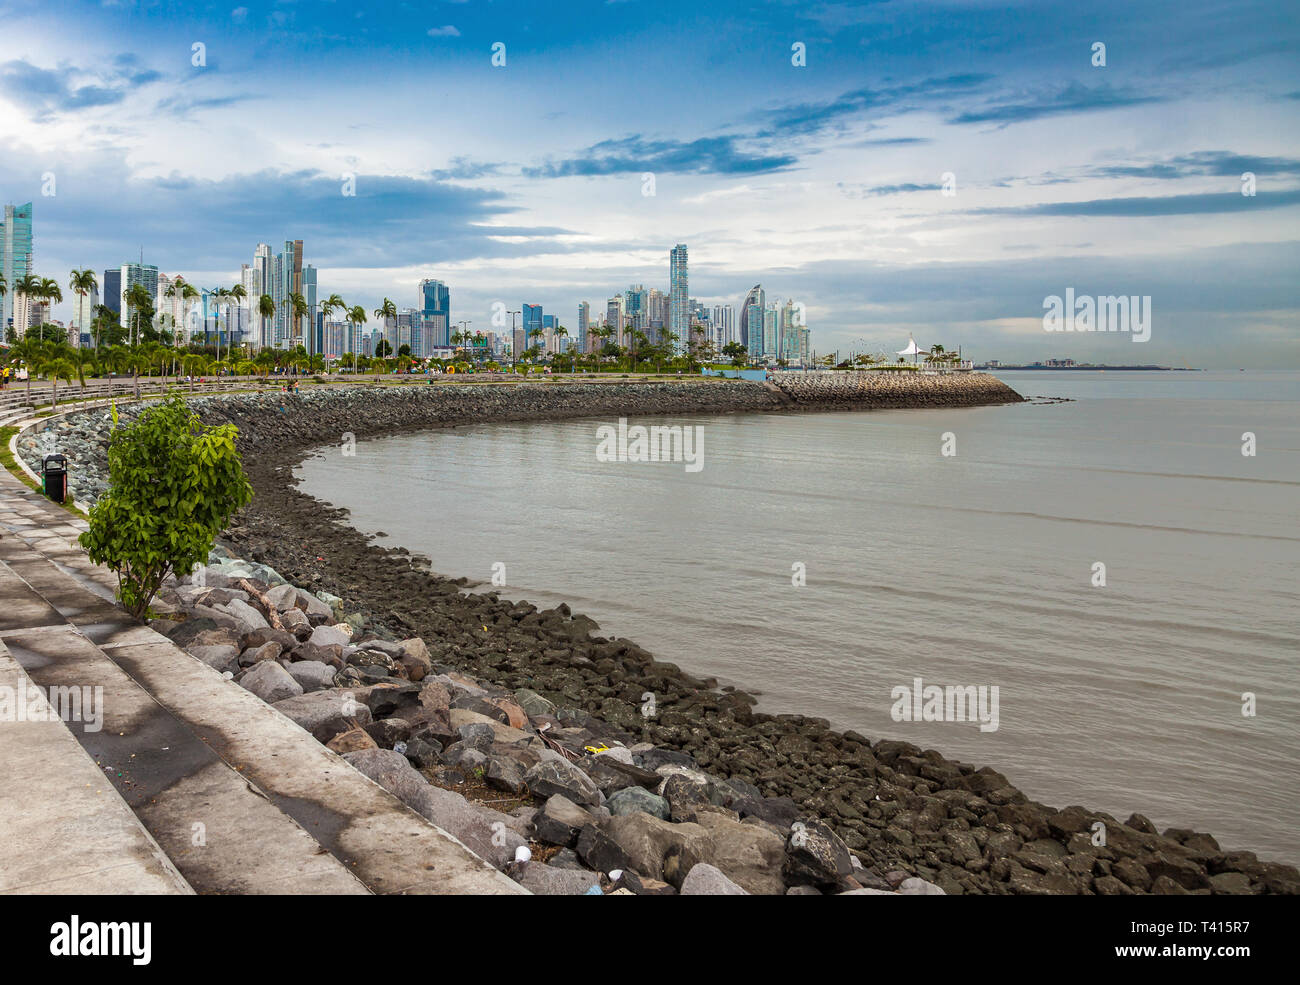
[739,284,763,354]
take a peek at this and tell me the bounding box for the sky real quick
[1,0,1298,366]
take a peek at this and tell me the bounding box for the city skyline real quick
[0,1,1297,366]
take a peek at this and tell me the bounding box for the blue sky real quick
[1,0,1298,365]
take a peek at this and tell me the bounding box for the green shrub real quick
[79,397,253,618]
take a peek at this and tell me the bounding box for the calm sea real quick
[296,370,1300,860]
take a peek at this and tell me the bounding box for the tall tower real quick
[669,243,688,353]
[419,278,450,349]
[1,203,33,331]
[740,284,764,357]
[577,301,590,352]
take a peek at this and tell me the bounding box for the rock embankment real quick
[770,370,1023,409]
[17,376,1020,506]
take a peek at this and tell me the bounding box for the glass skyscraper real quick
[1,203,33,332]
[102,268,122,318]
[419,278,450,352]
[522,303,543,352]
[669,244,688,353]
[739,284,764,355]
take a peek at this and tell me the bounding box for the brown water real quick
[296,370,1300,861]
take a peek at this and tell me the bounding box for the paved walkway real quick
[0,448,525,895]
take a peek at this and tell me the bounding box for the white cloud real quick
[426,26,461,38]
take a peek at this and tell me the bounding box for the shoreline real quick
[19,378,1300,894]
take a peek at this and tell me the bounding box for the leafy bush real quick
[79,397,253,618]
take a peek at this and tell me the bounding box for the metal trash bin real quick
[42,454,67,504]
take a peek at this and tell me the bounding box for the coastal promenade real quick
[0,448,525,895]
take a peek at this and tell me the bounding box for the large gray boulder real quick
[515,863,600,896]
[285,660,336,692]
[524,760,601,808]
[188,643,239,673]
[601,812,712,883]
[273,689,372,742]
[607,786,670,820]
[263,583,299,613]
[239,661,302,703]
[534,795,595,847]
[693,811,787,895]
[222,598,270,635]
[680,863,750,896]
[310,624,351,649]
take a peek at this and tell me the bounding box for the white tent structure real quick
[897,335,925,364]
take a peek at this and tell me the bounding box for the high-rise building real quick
[605,296,626,347]
[71,280,100,344]
[739,284,763,354]
[763,304,779,359]
[273,239,303,345]
[669,243,688,353]
[711,304,735,353]
[253,243,272,347]
[577,301,590,352]
[102,268,122,319]
[120,262,159,333]
[419,279,450,354]
[303,264,318,353]
[1,203,33,332]
[647,288,667,339]
[521,303,543,353]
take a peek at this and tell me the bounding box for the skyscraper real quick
[274,239,303,345]
[739,284,763,354]
[669,243,688,353]
[577,301,590,352]
[71,280,100,344]
[522,304,543,353]
[303,265,318,354]
[254,243,272,348]
[102,268,122,319]
[119,262,159,333]
[711,304,735,352]
[419,279,450,351]
[605,296,626,347]
[1,203,33,331]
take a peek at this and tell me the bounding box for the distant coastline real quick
[979,365,1202,371]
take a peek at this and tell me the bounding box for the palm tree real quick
[7,336,44,404]
[38,277,63,333]
[181,353,209,392]
[290,293,308,359]
[257,293,275,352]
[225,283,246,363]
[0,274,6,335]
[68,268,97,349]
[103,345,130,398]
[40,356,78,408]
[124,282,152,348]
[12,275,40,336]
[320,294,344,358]
[347,306,367,367]
[555,326,569,370]
[374,298,397,359]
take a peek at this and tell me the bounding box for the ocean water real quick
[295,371,1300,860]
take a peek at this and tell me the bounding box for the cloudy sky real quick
[2,0,1297,365]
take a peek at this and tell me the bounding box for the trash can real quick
[42,454,67,504]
